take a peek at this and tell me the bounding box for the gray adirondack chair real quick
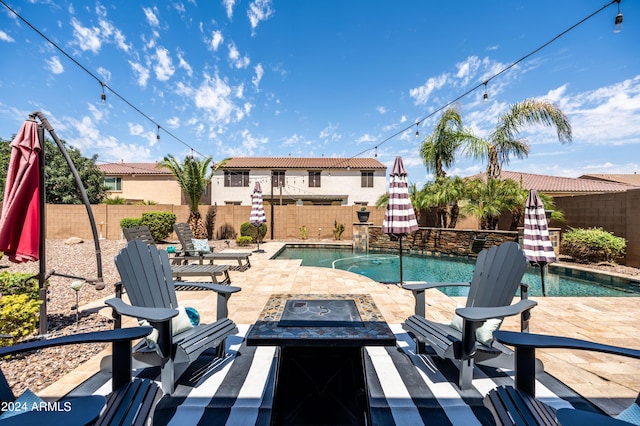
[122,225,233,286]
[402,241,537,389]
[0,327,161,425]
[486,330,640,426]
[172,223,252,271]
[106,240,241,394]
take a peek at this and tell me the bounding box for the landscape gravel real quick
[0,238,638,398]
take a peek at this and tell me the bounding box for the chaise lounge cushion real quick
[615,403,640,425]
[450,313,503,346]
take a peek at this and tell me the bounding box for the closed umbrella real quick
[0,119,41,263]
[382,156,419,284]
[522,189,557,296]
[249,181,267,253]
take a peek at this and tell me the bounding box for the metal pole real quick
[37,123,47,335]
[270,173,274,240]
[31,112,105,290]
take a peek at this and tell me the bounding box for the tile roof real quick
[467,170,636,194]
[578,173,640,186]
[97,162,172,175]
[220,157,386,170]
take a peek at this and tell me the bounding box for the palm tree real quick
[420,105,478,178]
[465,99,572,180]
[160,155,227,238]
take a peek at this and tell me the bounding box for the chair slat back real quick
[123,225,156,245]
[115,240,179,309]
[173,223,198,255]
[466,241,528,308]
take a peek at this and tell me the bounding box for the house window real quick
[224,171,249,187]
[361,171,374,188]
[272,171,285,188]
[104,177,122,191]
[308,171,321,187]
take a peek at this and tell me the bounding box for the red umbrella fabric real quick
[0,120,41,263]
[522,189,557,296]
[249,181,266,252]
[382,156,418,283]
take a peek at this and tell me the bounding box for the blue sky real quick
[1,0,639,185]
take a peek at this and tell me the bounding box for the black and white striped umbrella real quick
[250,182,266,252]
[382,156,418,284]
[523,189,557,296]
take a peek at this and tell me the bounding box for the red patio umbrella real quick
[382,156,419,284]
[0,119,41,262]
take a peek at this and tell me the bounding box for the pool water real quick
[275,247,640,297]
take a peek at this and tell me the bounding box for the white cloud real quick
[223,0,237,19]
[46,56,64,74]
[400,115,407,123]
[129,61,150,87]
[128,123,144,135]
[0,30,14,42]
[167,117,180,128]
[356,133,377,144]
[281,133,309,147]
[87,104,104,121]
[544,84,568,104]
[228,42,250,69]
[376,106,387,114]
[70,17,102,53]
[143,7,160,27]
[319,123,341,142]
[211,30,224,51]
[97,67,111,83]
[178,73,247,126]
[247,0,274,35]
[252,63,264,89]
[409,73,448,105]
[177,52,193,77]
[154,47,175,81]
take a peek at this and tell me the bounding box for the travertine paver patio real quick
[41,241,640,416]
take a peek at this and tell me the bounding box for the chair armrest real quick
[403,281,470,317]
[493,330,640,359]
[402,281,470,291]
[177,283,241,294]
[105,298,178,322]
[456,300,537,321]
[0,327,153,357]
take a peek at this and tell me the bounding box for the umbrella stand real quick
[398,235,404,285]
[253,224,265,253]
[537,262,548,297]
[31,112,105,335]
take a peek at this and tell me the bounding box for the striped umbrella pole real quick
[522,189,557,296]
[382,156,419,284]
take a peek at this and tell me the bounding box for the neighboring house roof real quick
[578,173,640,186]
[467,171,636,194]
[220,157,386,170]
[98,162,172,175]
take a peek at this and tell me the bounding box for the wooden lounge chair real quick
[106,240,241,394]
[123,225,232,286]
[402,241,537,389]
[0,327,162,425]
[172,223,252,271]
[485,330,640,426]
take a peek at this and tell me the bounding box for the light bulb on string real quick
[614,0,623,33]
[415,121,420,139]
[483,81,489,103]
[100,83,106,103]
[156,125,161,140]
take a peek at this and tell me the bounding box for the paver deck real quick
[43,241,640,416]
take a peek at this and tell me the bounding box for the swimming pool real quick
[274,246,640,297]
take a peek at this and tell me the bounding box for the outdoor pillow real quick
[450,312,503,347]
[139,306,194,350]
[191,238,211,253]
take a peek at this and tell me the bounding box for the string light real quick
[100,82,106,103]
[415,121,420,138]
[156,125,161,140]
[614,0,623,32]
[483,81,489,103]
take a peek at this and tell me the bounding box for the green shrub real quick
[240,222,267,242]
[0,294,41,346]
[141,211,177,243]
[236,236,253,246]
[300,225,308,240]
[561,227,626,263]
[102,196,126,204]
[333,220,345,240]
[216,223,237,240]
[120,217,143,229]
[0,271,40,301]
